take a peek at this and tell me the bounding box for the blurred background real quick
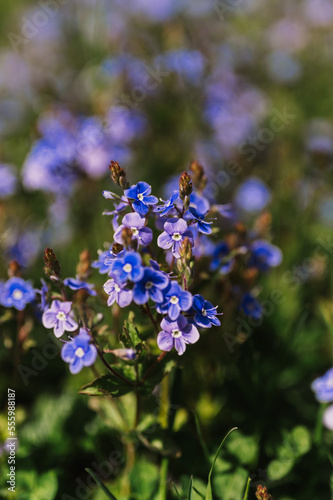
[0,0,333,498]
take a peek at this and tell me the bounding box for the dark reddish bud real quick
[109,161,129,189]
[179,172,193,200]
[43,248,61,278]
[121,227,136,249]
[255,485,271,500]
[112,243,124,255]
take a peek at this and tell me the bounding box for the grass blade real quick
[188,475,193,500]
[205,427,238,500]
[243,477,251,500]
[85,468,118,500]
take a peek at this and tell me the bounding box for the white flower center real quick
[123,263,132,273]
[75,347,85,358]
[131,227,139,236]
[114,284,121,292]
[172,232,182,241]
[137,193,144,201]
[170,295,179,304]
[56,311,67,321]
[202,308,207,316]
[145,281,153,290]
[172,328,182,338]
[12,289,23,300]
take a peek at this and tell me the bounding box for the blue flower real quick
[63,278,97,296]
[0,164,17,199]
[92,250,113,275]
[0,277,36,311]
[42,300,78,338]
[61,328,97,374]
[190,192,210,215]
[192,294,221,328]
[234,177,271,214]
[157,281,192,321]
[240,294,263,320]
[133,267,170,305]
[124,182,158,216]
[210,242,234,274]
[103,278,133,308]
[110,251,144,283]
[249,240,283,271]
[157,315,200,356]
[154,191,179,217]
[312,368,333,403]
[188,207,213,234]
[157,218,194,259]
[114,212,153,247]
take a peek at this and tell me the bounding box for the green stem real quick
[140,351,167,385]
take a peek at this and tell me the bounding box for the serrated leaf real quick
[79,366,136,398]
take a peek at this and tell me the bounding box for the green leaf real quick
[138,426,181,458]
[121,311,142,349]
[79,366,136,398]
[267,458,294,481]
[226,432,258,466]
[172,483,183,499]
[205,427,238,500]
[130,459,160,499]
[212,467,248,500]
[139,357,177,395]
[188,476,193,500]
[85,468,118,499]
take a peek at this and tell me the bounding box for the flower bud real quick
[109,161,129,189]
[8,260,21,278]
[43,248,61,278]
[189,160,207,190]
[121,227,135,248]
[112,242,124,255]
[76,250,91,280]
[179,236,192,261]
[255,485,271,500]
[179,172,193,200]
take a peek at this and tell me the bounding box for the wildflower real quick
[0,277,36,311]
[133,267,170,305]
[61,328,97,374]
[114,212,153,247]
[157,315,200,355]
[110,251,144,283]
[124,182,158,216]
[157,218,193,258]
[154,191,179,217]
[42,300,78,338]
[0,164,17,199]
[249,240,282,271]
[240,294,263,320]
[210,242,234,274]
[103,278,133,307]
[91,249,113,274]
[188,206,213,234]
[157,281,192,320]
[311,368,333,402]
[63,278,97,296]
[192,294,221,328]
[234,177,271,213]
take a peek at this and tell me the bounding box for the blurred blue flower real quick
[210,242,234,274]
[63,278,97,296]
[188,207,213,234]
[156,49,205,84]
[0,164,17,199]
[249,240,282,271]
[0,277,35,311]
[235,177,271,213]
[92,250,113,275]
[154,191,179,217]
[61,328,97,374]
[240,294,263,320]
[312,368,333,403]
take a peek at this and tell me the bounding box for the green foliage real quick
[15,470,58,500]
[85,469,118,500]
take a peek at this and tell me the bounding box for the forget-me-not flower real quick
[61,328,97,374]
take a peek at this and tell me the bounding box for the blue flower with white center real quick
[110,251,144,283]
[103,278,133,308]
[114,212,153,247]
[192,294,222,328]
[156,281,192,321]
[133,267,170,305]
[63,278,97,296]
[124,182,158,216]
[61,328,97,374]
[188,207,213,234]
[42,300,78,338]
[157,218,194,259]
[240,294,263,320]
[0,277,36,311]
[92,249,113,275]
[154,191,179,217]
[157,315,200,356]
[312,368,333,403]
[249,240,282,271]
